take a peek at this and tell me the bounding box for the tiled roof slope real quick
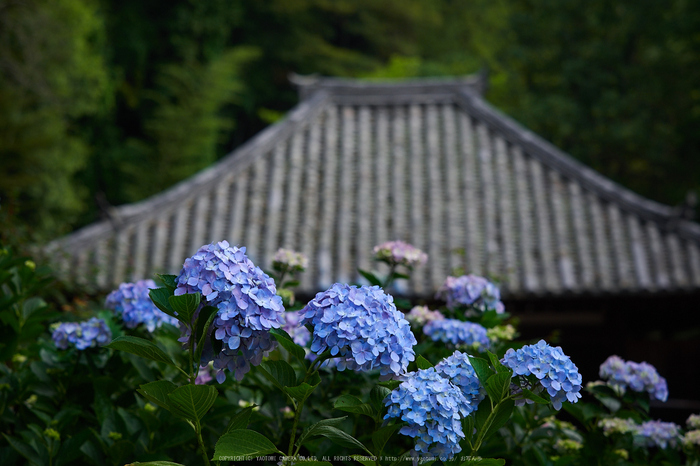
[47,74,700,298]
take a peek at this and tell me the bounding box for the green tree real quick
[0,0,111,239]
[477,0,700,207]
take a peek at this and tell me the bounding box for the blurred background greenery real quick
[2,0,699,245]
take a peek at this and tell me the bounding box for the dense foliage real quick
[1,0,699,241]
[1,241,699,465]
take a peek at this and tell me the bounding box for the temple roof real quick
[48,74,700,298]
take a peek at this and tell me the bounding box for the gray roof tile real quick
[47,74,700,298]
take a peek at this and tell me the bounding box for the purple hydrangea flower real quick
[195,364,214,385]
[634,420,680,449]
[282,310,310,347]
[52,318,112,350]
[175,241,285,382]
[434,350,485,411]
[599,356,668,402]
[423,319,489,350]
[405,305,444,327]
[372,241,428,268]
[501,340,582,410]
[106,279,178,332]
[301,283,417,378]
[384,368,468,459]
[436,275,505,315]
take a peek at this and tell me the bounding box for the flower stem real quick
[470,400,503,455]
[286,367,319,463]
[195,420,211,466]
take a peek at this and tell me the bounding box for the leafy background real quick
[1,0,699,244]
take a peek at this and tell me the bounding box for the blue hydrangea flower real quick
[423,319,489,350]
[634,420,680,449]
[106,279,178,332]
[52,318,112,350]
[301,283,416,378]
[501,340,582,410]
[384,368,469,459]
[436,275,505,315]
[599,356,668,402]
[282,310,310,347]
[435,351,485,411]
[175,241,285,382]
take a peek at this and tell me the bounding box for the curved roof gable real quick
[48,74,700,298]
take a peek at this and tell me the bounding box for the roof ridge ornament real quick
[289,71,487,101]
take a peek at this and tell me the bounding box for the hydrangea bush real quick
[501,340,582,410]
[599,355,669,401]
[105,279,178,331]
[5,239,698,466]
[174,240,285,382]
[423,318,490,350]
[384,367,469,459]
[437,274,505,315]
[51,317,112,350]
[300,283,416,377]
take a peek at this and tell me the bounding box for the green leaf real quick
[393,298,412,310]
[213,429,282,460]
[158,274,178,291]
[259,360,298,392]
[352,454,377,466]
[371,423,403,454]
[291,463,332,466]
[481,399,515,442]
[469,356,495,385]
[521,388,549,404]
[137,380,177,410]
[282,280,300,288]
[127,462,186,466]
[167,384,217,422]
[334,395,375,417]
[485,372,512,403]
[269,328,306,363]
[306,370,321,387]
[388,450,412,466]
[193,305,218,366]
[370,385,391,413]
[597,395,622,413]
[226,406,254,433]
[168,292,201,324]
[305,426,372,455]
[475,400,491,431]
[460,458,506,466]
[463,412,475,444]
[22,297,46,318]
[358,269,382,286]
[487,351,509,373]
[106,336,181,370]
[297,417,348,447]
[284,382,318,403]
[392,272,410,280]
[148,288,177,320]
[378,380,401,390]
[2,434,42,465]
[416,355,434,370]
